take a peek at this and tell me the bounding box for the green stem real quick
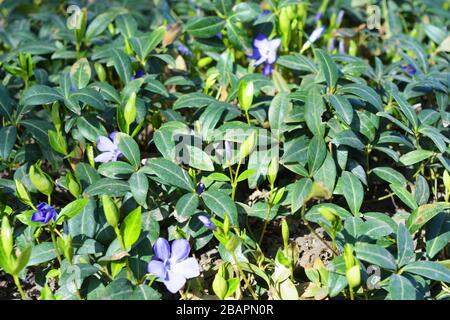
[13,275,27,300]
[231,252,258,300]
[301,206,338,255]
[50,227,62,265]
[244,110,251,125]
[349,286,355,300]
[231,159,242,201]
[258,186,273,245]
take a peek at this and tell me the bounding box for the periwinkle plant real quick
[0,0,449,301]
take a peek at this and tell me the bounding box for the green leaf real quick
[71,88,106,111]
[0,126,16,160]
[185,17,225,38]
[314,48,339,89]
[399,150,434,166]
[342,171,364,216]
[84,178,130,197]
[414,175,430,205]
[291,178,313,214]
[185,145,215,171]
[70,58,91,89]
[426,213,450,259]
[120,206,142,250]
[372,167,407,186]
[115,133,141,169]
[129,172,148,207]
[86,9,122,40]
[201,189,238,225]
[389,183,418,210]
[307,136,326,176]
[176,193,199,217]
[27,242,57,266]
[397,223,415,267]
[236,169,256,182]
[305,87,326,137]
[21,85,63,106]
[402,261,450,283]
[339,83,383,112]
[389,274,417,300]
[333,130,365,150]
[173,92,216,110]
[56,199,89,224]
[355,242,396,270]
[12,245,32,275]
[131,285,161,300]
[330,95,353,125]
[98,161,135,179]
[146,158,195,191]
[407,202,450,234]
[268,92,290,140]
[110,49,132,85]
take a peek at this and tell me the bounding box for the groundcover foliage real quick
[0,0,449,300]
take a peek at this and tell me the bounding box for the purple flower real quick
[131,70,145,80]
[177,44,190,56]
[314,11,322,22]
[339,39,346,54]
[336,10,345,26]
[262,63,273,76]
[94,132,123,163]
[216,32,222,40]
[400,64,417,76]
[147,238,200,294]
[224,140,232,162]
[250,34,281,67]
[69,83,77,92]
[196,182,205,195]
[329,38,336,51]
[31,203,57,224]
[198,215,216,231]
[261,10,270,16]
[308,26,326,44]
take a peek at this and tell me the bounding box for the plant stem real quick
[231,252,258,300]
[13,275,27,300]
[301,206,338,255]
[50,228,62,265]
[258,187,273,246]
[349,286,355,300]
[231,159,242,201]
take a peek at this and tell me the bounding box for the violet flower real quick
[224,140,232,163]
[131,69,145,81]
[196,182,205,195]
[147,238,200,293]
[336,10,345,26]
[400,64,417,76]
[249,34,281,77]
[198,215,216,231]
[339,39,346,54]
[177,44,190,56]
[314,11,322,22]
[94,132,123,163]
[308,26,326,44]
[31,203,57,224]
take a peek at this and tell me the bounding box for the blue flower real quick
[314,11,322,22]
[177,44,190,56]
[249,34,281,77]
[94,131,123,163]
[196,182,205,195]
[308,26,326,44]
[131,69,145,80]
[400,64,417,76]
[339,39,346,54]
[31,203,57,224]
[198,215,216,231]
[147,238,200,294]
[217,32,222,40]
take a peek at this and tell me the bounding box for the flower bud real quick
[29,163,53,197]
[197,57,213,68]
[238,80,254,112]
[86,144,95,167]
[94,63,106,82]
[346,264,361,288]
[224,234,239,252]
[279,8,291,51]
[14,179,33,207]
[101,195,119,228]
[281,218,289,250]
[124,37,134,55]
[124,92,137,128]
[66,172,81,198]
[344,243,355,270]
[239,131,257,160]
[318,207,337,223]
[1,216,13,257]
[223,214,230,235]
[443,170,450,194]
[267,156,279,186]
[212,272,228,300]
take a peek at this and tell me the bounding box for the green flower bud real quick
[281,218,289,250]
[223,214,230,235]
[29,163,53,197]
[94,63,106,82]
[344,243,355,270]
[197,57,213,68]
[443,170,450,194]
[124,37,134,55]
[14,179,33,207]
[318,207,337,223]
[212,272,228,300]
[346,264,361,288]
[101,195,119,229]
[267,156,279,186]
[238,80,254,112]
[66,172,81,198]
[124,92,137,128]
[51,102,61,132]
[86,144,95,167]
[280,8,291,51]
[1,216,13,257]
[224,234,239,252]
[239,131,257,160]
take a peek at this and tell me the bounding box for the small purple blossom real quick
[314,11,322,22]
[249,34,281,77]
[147,238,200,294]
[308,26,326,44]
[196,182,205,195]
[131,69,145,80]
[31,203,57,224]
[94,132,123,163]
[336,10,345,26]
[261,10,270,16]
[339,39,346,54]
[69,83,77,92]
[198,215,216,231]
[216,32,222,40]
[329,38,336,51]
[400,64,417,76]
[262,63,273,76]
[224,140,232,162]
[177,44,190,56]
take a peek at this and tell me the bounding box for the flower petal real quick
[269,38,281,51]
[97,136,116,152]
[31,211,44,223]
[171,257,200,279]
[147,260,167,280]
[94,151,116,163]
[110,131,119,144]
[163,270,187,294]
[154,237,170,261]
[170,239,190,263]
